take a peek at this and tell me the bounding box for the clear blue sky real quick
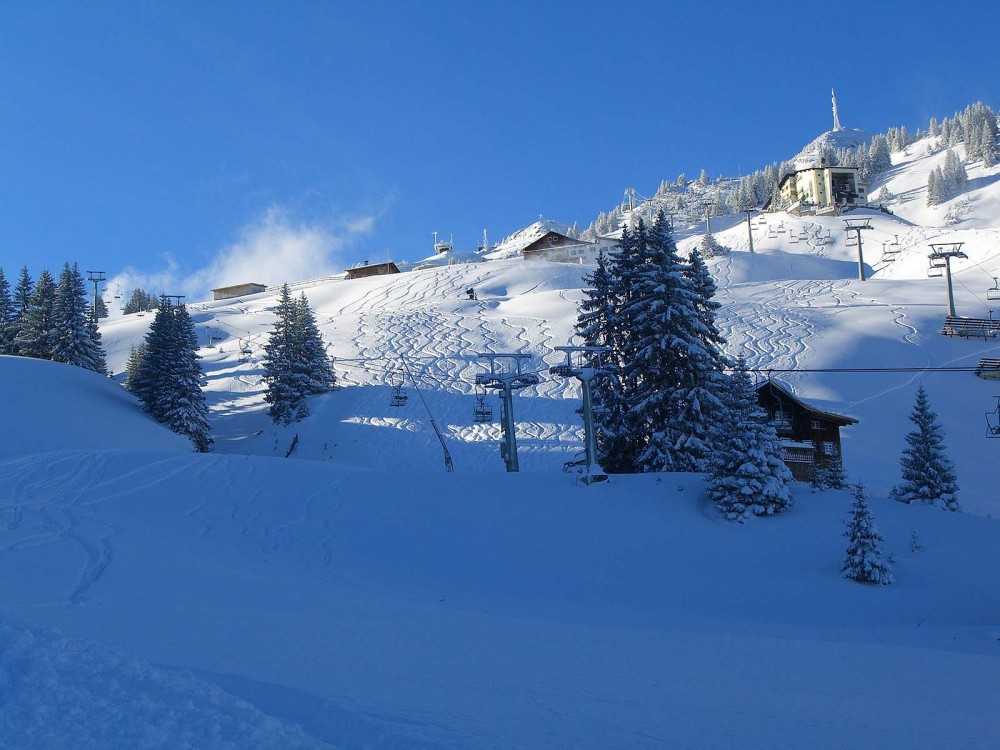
[1,1,997,300]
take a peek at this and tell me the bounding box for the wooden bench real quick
[975,358,1000,379]
[941,316,1000,339]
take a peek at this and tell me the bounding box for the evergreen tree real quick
[891,385,959,511]
[926,168,942,206]
[810,458,847,491]
[124,343,147,393]
[262,286,335,424]
[262,285,302,425]
[707,356,793,521]
[14,269,56,360]
[626,212,717,472]
[868,135,892,174]
[697,230,726,258]
[575,250,629,471]
[94,295,110,319]
[0,269,15,355]
[842,482,893,585]
[601,223,645,472]
[51,262,107,374]
[293,292,335,396]
[133,299,212,451]
[11,266,34,353]
[123,288,160,315]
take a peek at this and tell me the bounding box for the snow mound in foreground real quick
[0,619,334,749]
[0,356,191,458]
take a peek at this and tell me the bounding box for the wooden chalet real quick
[756,380,858,481]
[345,261,400,280]
[211,283,267,301]
[522,231,596,263]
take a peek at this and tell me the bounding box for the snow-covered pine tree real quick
[600,224,646,472]
[14,269,56,360]
[697,230,727,258]
[575,250,630,471]
[261,286,334,424]
[842,482,893,585]
[675,245,729,470]
[0,269,15,355]
[707,356,793,521]
[868,135,892,174]
[124,343,147,393]
[133,299,213,451]
[51,262,107,374]
[926,168,942,206]
[262,285,301,425]
[12,267,33,325]
[809,458,847,491]
[942,149,967,198]
[161,303,212,451]
[891,385,959,511]
[294,292,335,396]
[626,211,718,472]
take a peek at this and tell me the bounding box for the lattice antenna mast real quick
[86,271,106,324]
[549,346,611,484]
[843,218,872,280]
[475,353,539,472]
[832,88,843,131]
[928,243,968,317]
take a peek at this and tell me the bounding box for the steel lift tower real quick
[843,217,872,281]
[928,243,968,317]
[549,346,611,484]
[475,353,539,472]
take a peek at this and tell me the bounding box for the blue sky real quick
[1,1,997,301]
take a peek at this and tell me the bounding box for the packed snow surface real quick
[2,131,1000,747]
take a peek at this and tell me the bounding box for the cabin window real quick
[810,419,821,430]
[821,442,838,457]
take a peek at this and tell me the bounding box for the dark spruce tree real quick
[14,269,56,360]
[51,262,107,374]
[133,299,213,451]
[12,267,34,340]
[575,249,632,472]
[707,356,792,521]
[0,268,15,355]
[891,385,959,511]
[293,292,335,397]
[842,482,893,585]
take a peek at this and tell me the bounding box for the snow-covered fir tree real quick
[891,385,959,511]
[123,288,160,315]
[810,458,847,491]
[262,285,334,424]
[132,299,212,451]
[842,482,893,585]
[51,262,107,374]
[123,343,147,393]
[926,168,942,206]
[626,212,725,472]
[14,269,56,360]
[697,230,727,258]
[0,269,15,355]
[707,356,793,522]
[598,222,646,472]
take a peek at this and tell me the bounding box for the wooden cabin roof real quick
[757,379,859,427]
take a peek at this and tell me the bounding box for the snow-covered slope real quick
[2,127,1000,747]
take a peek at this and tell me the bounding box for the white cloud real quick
[107,206,376,308]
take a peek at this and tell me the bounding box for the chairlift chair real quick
[987,278,1000,301]
[389,372,408,407]
[472,386,493,423]
[986,396,1000,438]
